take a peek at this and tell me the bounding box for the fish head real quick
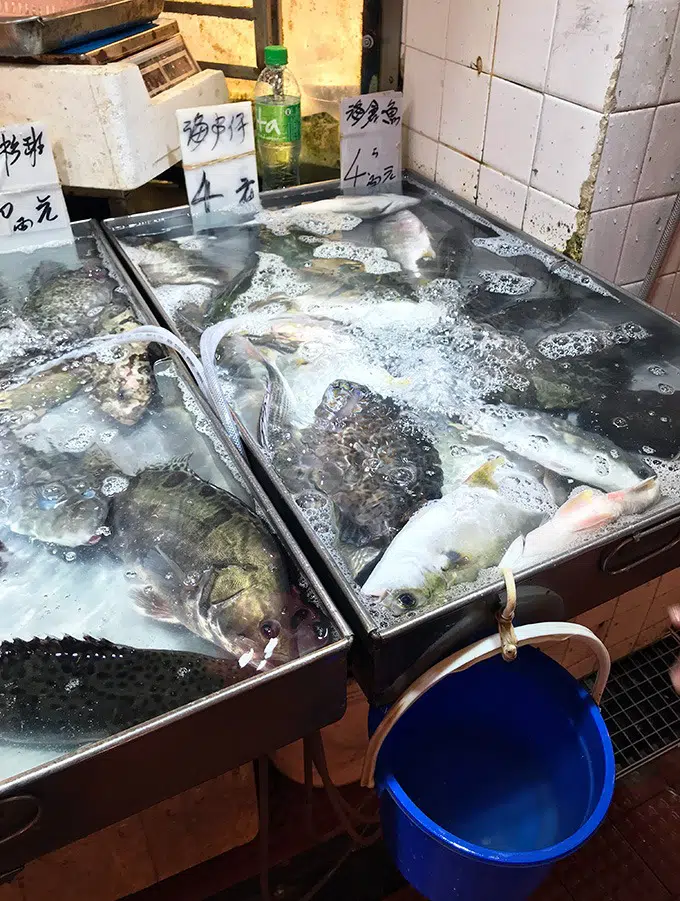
[206,555,297,667]
[91,349,153,426]
[317,380,369,423]
[379,557,481,615]
[7,476,110,547]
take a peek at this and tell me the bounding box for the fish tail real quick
[607,476,660,516]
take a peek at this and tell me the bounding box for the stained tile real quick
[607,602,653,647]
[637,103,680,201]
[668,272,680,320]
[435,144,480,202]
[616,194,675,285]
[572,600,618,637]
[554,820,671,901]
[523,188,579,251]
[616,0,679,110]
[531,876,573,900]
[532,95,602,207]
[493,0,558,91]
[658,568,680,598]
[656,746,680,792]
[608,636,637,662]
[568,655,597,680]
[581,206,631,282]
[546,0,631,112]
[140,767,258,881]
[20,815,157,901]
[404,127,438,180]
[617,580,662,614]
[661,222,680,275]
[445,0,499,73]
[592,108,654,211]
[439,61,490,158]
[621,281,645,296]
[403,47,446,142]
[649,273,675,314]
[661,9,680,104]
[404,0,450,59]
[613,767,668,816]
[483,76,543,183]
[643,591,677,630]
[477,165,528,227]
[616,789,680,895]
[637,620,672,650]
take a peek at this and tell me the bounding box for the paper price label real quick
[340,91,403,195]
[0,122,73,253]
[176,102,261,228]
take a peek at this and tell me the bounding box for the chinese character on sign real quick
[183,113,210,151]
[228,112,246,145]
[22,126,45,168]
[381,99,401,126]
[345,99,366,128]
[0,201,12,220]
[211,114,226,150]
[235,176,255,204]
[383,164,396,182]
[362,99,379,130]
[0,132,20,178]
[13,216,33,232]
[36,194,58,224]
[190,170,224,214]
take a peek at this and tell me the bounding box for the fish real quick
[302,258,366,277]
[0,436,114,547]
[499,477,661,572]
[0,366,86,415]
[260,373,444,549]
[374,210,436,278]
[464,403,655,492]
[125,238,225,288]
[108,467,295,669]
[261,193,420,223]
[0,636,250,747]
[362,459,542,611]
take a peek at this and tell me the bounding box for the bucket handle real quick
[360,621,610,789]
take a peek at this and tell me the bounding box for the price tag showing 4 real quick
[0,122,73,253]
[340,91,403,195]
[176,102,261,228]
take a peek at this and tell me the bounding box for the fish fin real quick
[465,456,505,489]
[554,489,615,532]
[342,545,384,584]
[258,357,296,451]
[131,586,180,623]
[499,535,525,570]
[144,454,193,474]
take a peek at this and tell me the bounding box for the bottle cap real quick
[264,45,288,66]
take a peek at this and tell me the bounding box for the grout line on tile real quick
[612,203,634,285]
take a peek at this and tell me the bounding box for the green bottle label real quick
[256,100,301,143]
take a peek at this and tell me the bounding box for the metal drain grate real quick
[586,633,680,778]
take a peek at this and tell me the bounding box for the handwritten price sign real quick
[340,91,403,195]
[0,122,73,252]
[176,102,261,228]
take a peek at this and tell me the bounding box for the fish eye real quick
[313,622,329,640]
[260,619,281,639]
[396,592,418,609]
[81,488,96,499]
[291,608,310,629]
[41,483,67,503]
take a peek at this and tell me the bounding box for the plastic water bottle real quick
[254,45,301,190]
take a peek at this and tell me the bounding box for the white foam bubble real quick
[537,322,651,360]
[312,241,401,275]
[479,270,536,295]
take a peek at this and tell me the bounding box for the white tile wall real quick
[404,0,451,59]
[404,127,439,180]
[446,0,499,73]
[616,194,675,284]
[661,10,680,104]
[435,144,480,202]
[493,0,558,91]
[615,0,679,110]
[477,165,527,227]
[403,47,446,141]
[483,77,542,183]
[439,62,490,158]
[581,206,630,281]
[524,188,578,247]
[591,109,654,211]
[532,95,602,207]
[636,103,680,202]
[545,0,630,112]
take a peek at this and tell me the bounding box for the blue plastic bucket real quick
[368,645,615,901]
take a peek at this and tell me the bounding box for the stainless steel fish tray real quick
[0,220,350,876]
[103,176,680,706]
[0,0,163,57]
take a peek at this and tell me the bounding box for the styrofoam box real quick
[0,63,228,191]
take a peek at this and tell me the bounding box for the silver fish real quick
[463,404,655,492]
[363,459,540,612]
[374,210,436,278]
